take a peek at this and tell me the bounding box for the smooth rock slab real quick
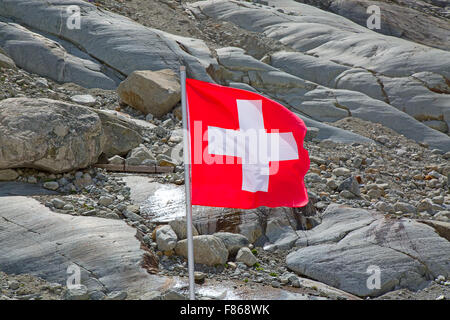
[0,196,171,297]
[287,204,450,297]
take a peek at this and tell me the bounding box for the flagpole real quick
[180,66,195,300]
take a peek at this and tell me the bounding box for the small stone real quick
[339,190,355,199]
[70,94,96,106]
[108,155,125,165]
[394,202,417,214]
[271,280,281,288]
[326,179,338,190]
[436,295,445,300]
[27,176,38,184]
[417,199,433,212]
[98,196,114,207]
[8,281,20,290]
[63,204,74,211]
[432,196,444,205]
[332,167,351,177]
[43,181,59,191]
[194,272,206,284]
[236,247,257,267]
[337,176,360,196]
[161,290,186,300]
[52,198,66,209]
[367,188,382,199]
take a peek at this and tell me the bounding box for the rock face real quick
[175,235,229,266]
[0,197,170,296]
[292,0,450,51]
[0,0,214,88]
[117,69,181,117]
[0,19,120,89]
[286,204,450,297]
[190,0,450,152]
[0,98,104,173]
[0,48,15,69]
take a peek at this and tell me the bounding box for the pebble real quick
[52,198,66,209]
[43,181,59,191]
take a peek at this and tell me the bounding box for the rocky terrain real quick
[0,0,449,300]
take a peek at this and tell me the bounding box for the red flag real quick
[186,78,310,209]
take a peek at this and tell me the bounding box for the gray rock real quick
[0,169,19,181]
[337,176,360,197]
[0,49,15,69]
[175,235,228,266]
[64,284,89,300]
[236,247,258,267]
[126,146,156,166]
[117,69,181,117]
[394,202,417,214]
[0,196,169,295]
[108,155,125,165]
[70,95,96,107]
[288,204,450,297]
[168,217,199,240]
[156,225,178,251]
[333,167,351,177]
[0,98,104,173]
[98,196,114,207]
[213,232,250,256]
[43,181,59,191]
[51,198,66,209]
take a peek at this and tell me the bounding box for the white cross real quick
[207,100,299,192]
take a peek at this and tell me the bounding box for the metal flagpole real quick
[180,66,195,300]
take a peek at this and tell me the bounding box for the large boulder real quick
[286,204,450,297]
[175,235,228,266]
[117,70,181,117]
[0,98,104,173]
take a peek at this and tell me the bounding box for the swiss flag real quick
[186,79,310,209]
